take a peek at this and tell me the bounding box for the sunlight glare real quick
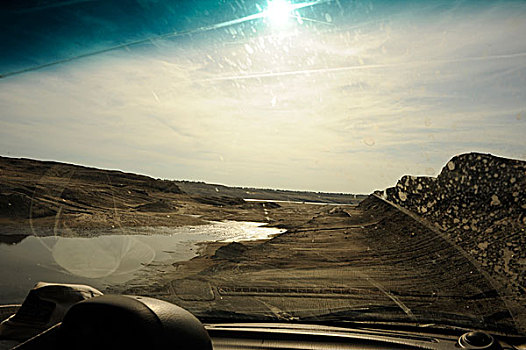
[265,0,294,26]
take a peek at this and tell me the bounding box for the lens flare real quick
[265,0,294,25]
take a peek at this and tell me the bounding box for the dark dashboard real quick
[2,294,523,350]
[206,323,519,350]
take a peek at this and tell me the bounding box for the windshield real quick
[1,0,525,336]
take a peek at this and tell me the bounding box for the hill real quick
[0,156,361,236]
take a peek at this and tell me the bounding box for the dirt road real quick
[110,196,521,333]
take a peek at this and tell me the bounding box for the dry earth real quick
[0,156,359,238]
[1,154,524,334]
[109,196,523,334]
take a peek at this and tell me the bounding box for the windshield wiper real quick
[194,301,522,336]
[298,305,520,336]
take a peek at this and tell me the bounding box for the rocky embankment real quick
[379,153,525,295]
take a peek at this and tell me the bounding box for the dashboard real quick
[1,294,523,350]
[206,323,517,350]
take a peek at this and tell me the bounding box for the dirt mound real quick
[240,202,281,209]
[145,179,182,194]
[213,242,247,261]
[379,152,526,294]
[134,200,176,213]
[327,207,351,217]
[192,196,246,207]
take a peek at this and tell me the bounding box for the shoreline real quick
[0,220,286,304]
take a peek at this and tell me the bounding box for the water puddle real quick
[0,221,284,303]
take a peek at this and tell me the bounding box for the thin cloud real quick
[1,2,525,193]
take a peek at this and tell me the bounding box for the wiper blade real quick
[300,305,473,322]
[298,305,519,335]
[195,305,521,336]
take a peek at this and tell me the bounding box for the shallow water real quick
[0,221,284,303]
[244,198,346,205]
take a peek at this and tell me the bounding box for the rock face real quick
[380,152,525,295]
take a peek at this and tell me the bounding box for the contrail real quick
[0,0,327,79]
[200,63,393,82]
[199,51,526,82]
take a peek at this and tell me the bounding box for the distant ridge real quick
[0,156,363,224]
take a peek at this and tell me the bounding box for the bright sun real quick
[265,0,294,26]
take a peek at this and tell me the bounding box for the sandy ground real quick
[108,197,524,334]
[1,155,524,334]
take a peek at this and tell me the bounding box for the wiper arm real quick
[299,305,413,322]
[195,305,520,336]
[298,305,519,335]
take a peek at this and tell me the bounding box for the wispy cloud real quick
[1,1,525,193]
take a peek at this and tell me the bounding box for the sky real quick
[1,0,525,193]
